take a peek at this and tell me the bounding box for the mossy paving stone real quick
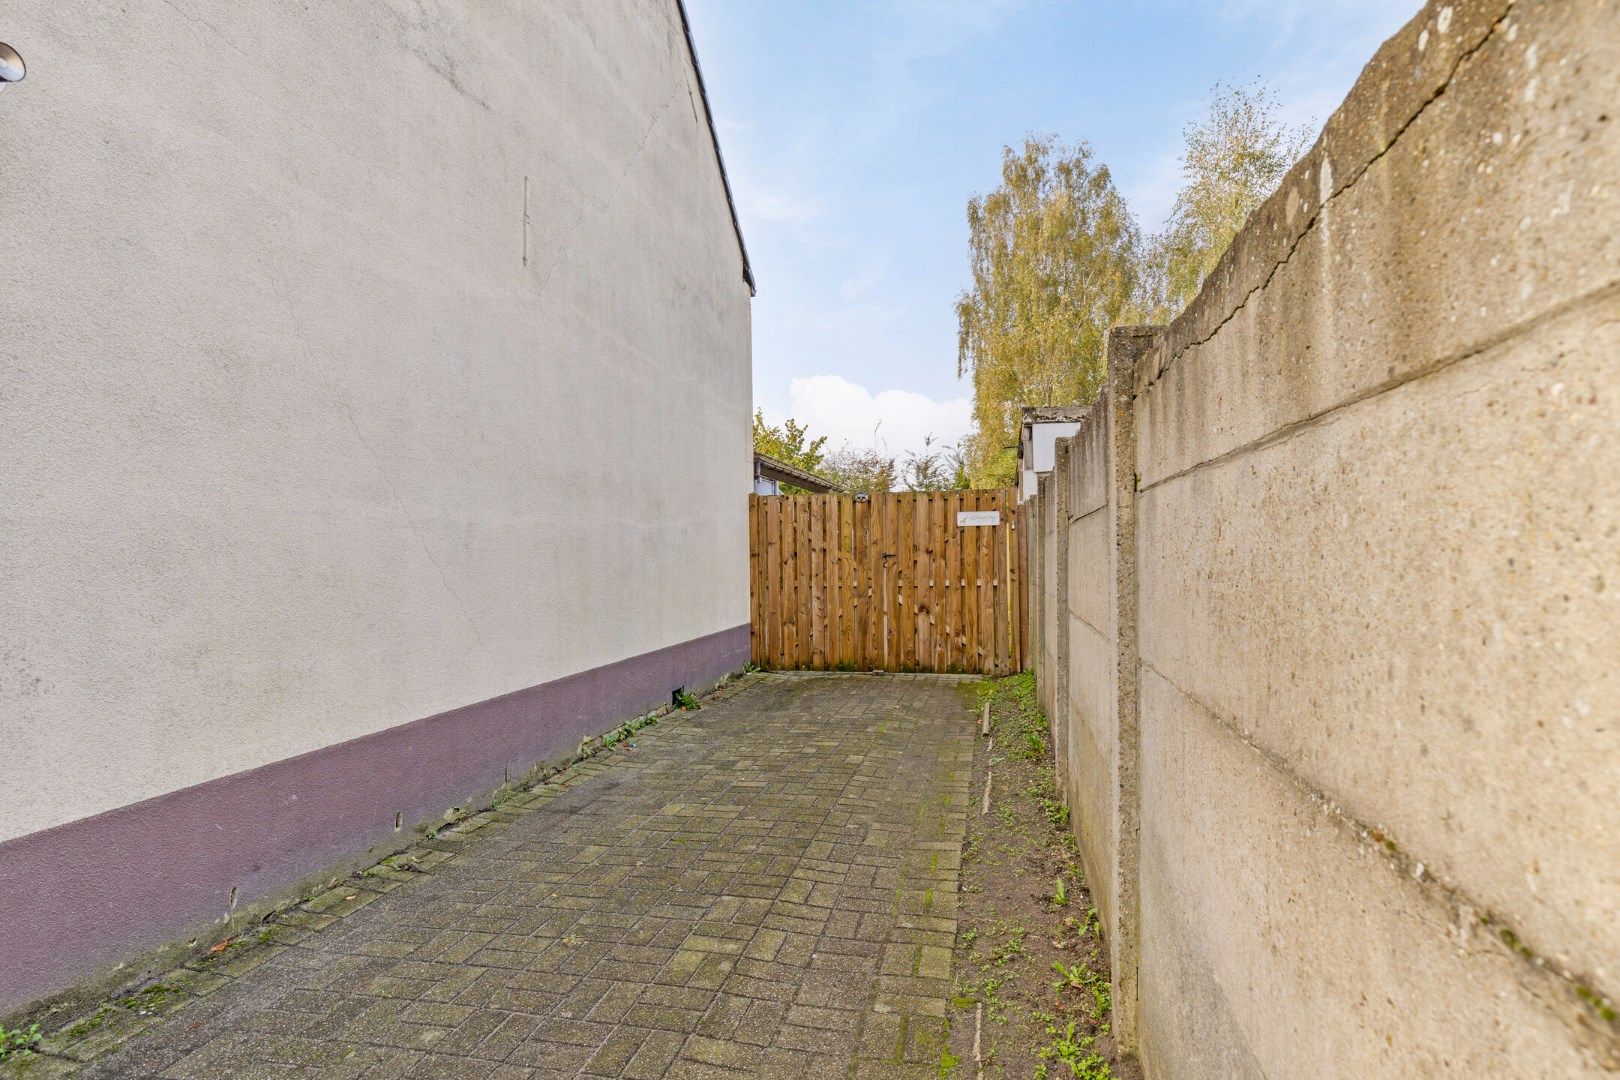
[7,673,978,1078]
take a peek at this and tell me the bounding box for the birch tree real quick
[955,136,1140,487]
[1149,82,1311,316]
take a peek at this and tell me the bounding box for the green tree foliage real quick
[955,136,1141,487]
[752,409,828,474]
[902,435,970,492]
[822,445,898,494]
[1147,82,1310,317]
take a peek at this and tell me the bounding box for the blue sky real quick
[682,0,1420,461]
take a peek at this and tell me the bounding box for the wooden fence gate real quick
[747,489,1026,675]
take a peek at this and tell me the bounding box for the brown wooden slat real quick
[751,496,764,666]
[830,496,843,668]
[879,494,892,670]
[866,496,881,669]
[804,494,815,669]
[992,490,1007,674]
[915,493,932,670]
[809,495,824,669]
[936,492,948,672]
[786,497,800,669]
[978,489,993,673]
[897,493,913,670]
[942,492,959,673]
[848,496,860,667]
[892,494,906,670]
[767,497,779,669]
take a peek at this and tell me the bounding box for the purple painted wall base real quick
[0,624,748,1014]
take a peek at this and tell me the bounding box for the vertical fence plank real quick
[850,496,863,667]
[986,490,1001,675]
[844,495,858,668]
[867,496,882,670]
[766,497,779,668]
[802,496,815,669]
[759,497,771,667]
[779,497,794,669]
[749,496,762,666]
[961,489,975,673]
[920,495,933,670]
[792,495,806,670]
[826,495,840,670]
[946,495,952,670]
[875,495,890,670]
[979,489,994,674]
[992,490,1007,674]
[894,495,907,670]
[810,495,825,669]
[939,491,950,671]
[998,490,1013,674]
[887,494,901,669]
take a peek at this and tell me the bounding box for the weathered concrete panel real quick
[1138,670,1612,1077]
[1139,293,1620,1000]
[1066,617,1116,936]
[1070,410,1109,519]
[1064,416,1116,938]
[1137,0,1620,487]
[1039,476,1060,721]
[1066,510,1112,639]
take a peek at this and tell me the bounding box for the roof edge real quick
[755,453,841,494]
[1019,405,1089,424]
[674,0,756,296]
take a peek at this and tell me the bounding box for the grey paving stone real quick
[63,673,971,1079]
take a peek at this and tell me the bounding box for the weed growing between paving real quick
[947,672,1138,1080]
[0,1026,40,1064]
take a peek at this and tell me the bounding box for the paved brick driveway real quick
[74,673,974,1078]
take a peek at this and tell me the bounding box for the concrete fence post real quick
[1050,437,1074,801]
[1022,498,1035,673]
[1035,473,1054,715]
[1104,325,1160,1053]
[1028,477,1042,698]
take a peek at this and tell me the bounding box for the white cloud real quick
[774,374,972,464]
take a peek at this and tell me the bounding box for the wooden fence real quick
[747,489,1026,675]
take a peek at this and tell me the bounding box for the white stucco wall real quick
[1031,422,1081,472]
[0,0,753,843]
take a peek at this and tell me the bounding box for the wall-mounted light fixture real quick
[0,42,25,91]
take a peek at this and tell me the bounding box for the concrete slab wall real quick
[1031,0,1620,1072]
[1039,474,1060,722]
[0,0,752,1014]
[1064,401,1114,962]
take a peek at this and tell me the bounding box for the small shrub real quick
[1035,1019,1113,1080]
[0,1024,41,1063]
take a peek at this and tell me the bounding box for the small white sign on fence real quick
[956,510,1001,527]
